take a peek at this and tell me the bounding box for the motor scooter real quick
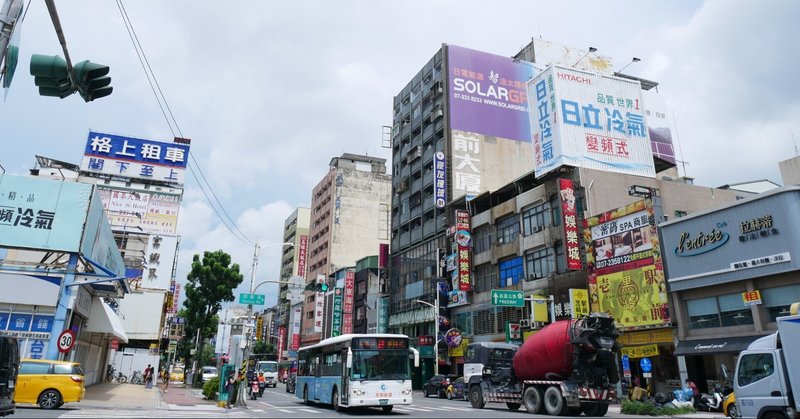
[249,377,260,400]
[697,383,724,412]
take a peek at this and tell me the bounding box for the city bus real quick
[295,334,419,413]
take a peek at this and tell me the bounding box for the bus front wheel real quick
[303,386,310,405]
[332,388,342,412]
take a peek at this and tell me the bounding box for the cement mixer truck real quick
[464,313,621,416]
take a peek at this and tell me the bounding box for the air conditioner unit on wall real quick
[520,319,531,328]
[532,225,545,233]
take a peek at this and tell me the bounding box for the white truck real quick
[734,302,800,419]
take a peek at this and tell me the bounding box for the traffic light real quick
[304,282,329,293]
[29,54,74,98]
[73,59,112,102]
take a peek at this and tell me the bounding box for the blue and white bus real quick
[295,334,419,413]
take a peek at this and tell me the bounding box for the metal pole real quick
[237,242,259,408]
[43,0,73,72]
[434,296,439,376]
[191,327,200,387]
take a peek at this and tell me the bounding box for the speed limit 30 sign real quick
[57,329,76,353]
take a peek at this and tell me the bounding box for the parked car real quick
[201,366,218,383]
[14,359,85,410]
[423,374,453,398]
[169,366,184,382]
[0,337,20,417]
[285,372,296,394]
[445,376,466,400]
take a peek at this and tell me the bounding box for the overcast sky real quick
[2,0,798,309]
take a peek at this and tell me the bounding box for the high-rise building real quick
[276,207,310,361]
[301,154,391,345]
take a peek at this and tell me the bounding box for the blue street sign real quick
[640,357,652,373]
[621,355,630,371]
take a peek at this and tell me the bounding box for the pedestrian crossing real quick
[59,408,250,418]
[254,403,473,414]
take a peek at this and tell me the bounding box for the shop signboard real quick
[455,210,472,291]
[585,198,669,330]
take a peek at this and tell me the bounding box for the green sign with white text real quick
[239,293,265,305]
[491,289,524,307]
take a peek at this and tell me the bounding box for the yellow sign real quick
[742,290,762,306]
[256,316,264,341]
[621,344,660,359]
[591,265,669,330]
[570,289,590,318]
[618,328,674,346]
[532,298,549,323]
[448,338,469,357]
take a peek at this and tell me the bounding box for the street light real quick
[573,46,597,68]
[238,241,293,407]
[414,298,440,376]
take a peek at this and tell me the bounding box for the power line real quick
[115,0,253,246]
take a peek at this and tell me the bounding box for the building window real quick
[522,203,549,235]
[762,285,800,322]
[687,292,755,329]
[454,311,473,335]
[525,247,553,280]
[550,196,561,226]
[496,214,520,245]
[473,263,495,293]
[473,226,491,254]
[498,257,524,287]
[554,242,566,274]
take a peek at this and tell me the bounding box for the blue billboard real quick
[0,175,92,252]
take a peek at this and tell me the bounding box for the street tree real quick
[182,250,244,386]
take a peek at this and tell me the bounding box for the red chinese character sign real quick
[455,210,472,291]
[559,178,582,270]
[343,271,355,334]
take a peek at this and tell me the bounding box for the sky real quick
[2,0,798,310]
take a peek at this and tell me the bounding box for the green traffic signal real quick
[318,283,329,292]
[29,54,74,98]
[73,60,112,102]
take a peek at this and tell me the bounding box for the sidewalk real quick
[159,381,218,407]
[82,382,163,410]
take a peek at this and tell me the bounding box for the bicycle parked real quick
[106,366,128,383]
[130,370,143,385]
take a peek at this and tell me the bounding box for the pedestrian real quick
[144,364,153,389]
[225,373,236,409]
[162,365,170,392]
[686,378,700,407]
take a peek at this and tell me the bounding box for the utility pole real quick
[237,242,260,407]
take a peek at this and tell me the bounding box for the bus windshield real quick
[351,349,410,381]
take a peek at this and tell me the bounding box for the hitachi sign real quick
[452,78,527,104]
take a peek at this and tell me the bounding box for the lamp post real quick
[414,298,439,376]
[238,241,293,407]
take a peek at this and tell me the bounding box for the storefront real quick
[0,176,128,377]
[660,185,800,394]
[618,328,679,394]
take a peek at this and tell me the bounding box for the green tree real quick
[182,250,244,386]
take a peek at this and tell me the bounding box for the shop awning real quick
[84,297,128,343]
[673,335,763,356]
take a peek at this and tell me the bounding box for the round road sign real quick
[57,329,76,353]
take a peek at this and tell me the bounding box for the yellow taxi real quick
[169,366,184,382]
[14,359,85,409]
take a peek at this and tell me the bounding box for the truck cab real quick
[734,303,800,419]
[463,342,519,387]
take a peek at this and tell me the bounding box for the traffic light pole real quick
[43,0,74,73]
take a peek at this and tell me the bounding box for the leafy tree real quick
[182,250,244,386]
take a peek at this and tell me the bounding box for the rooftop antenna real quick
[672,111,690,177]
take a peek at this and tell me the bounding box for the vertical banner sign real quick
[332,288,343,336]
[379,243,389,268]
[255,316,264,341]
[569,288,590,318]
[559,178,582,270]
[455,210,472,291]
[172,284,181,313]
[277,326,286,361]
[531,297,550,323]
[434,151,447,208]
[291,307,301,350]
[343,271,355,334]
[377,296,389,333]
[584,198,669,330]
[314,275,325,333]
[297,235,308,277]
